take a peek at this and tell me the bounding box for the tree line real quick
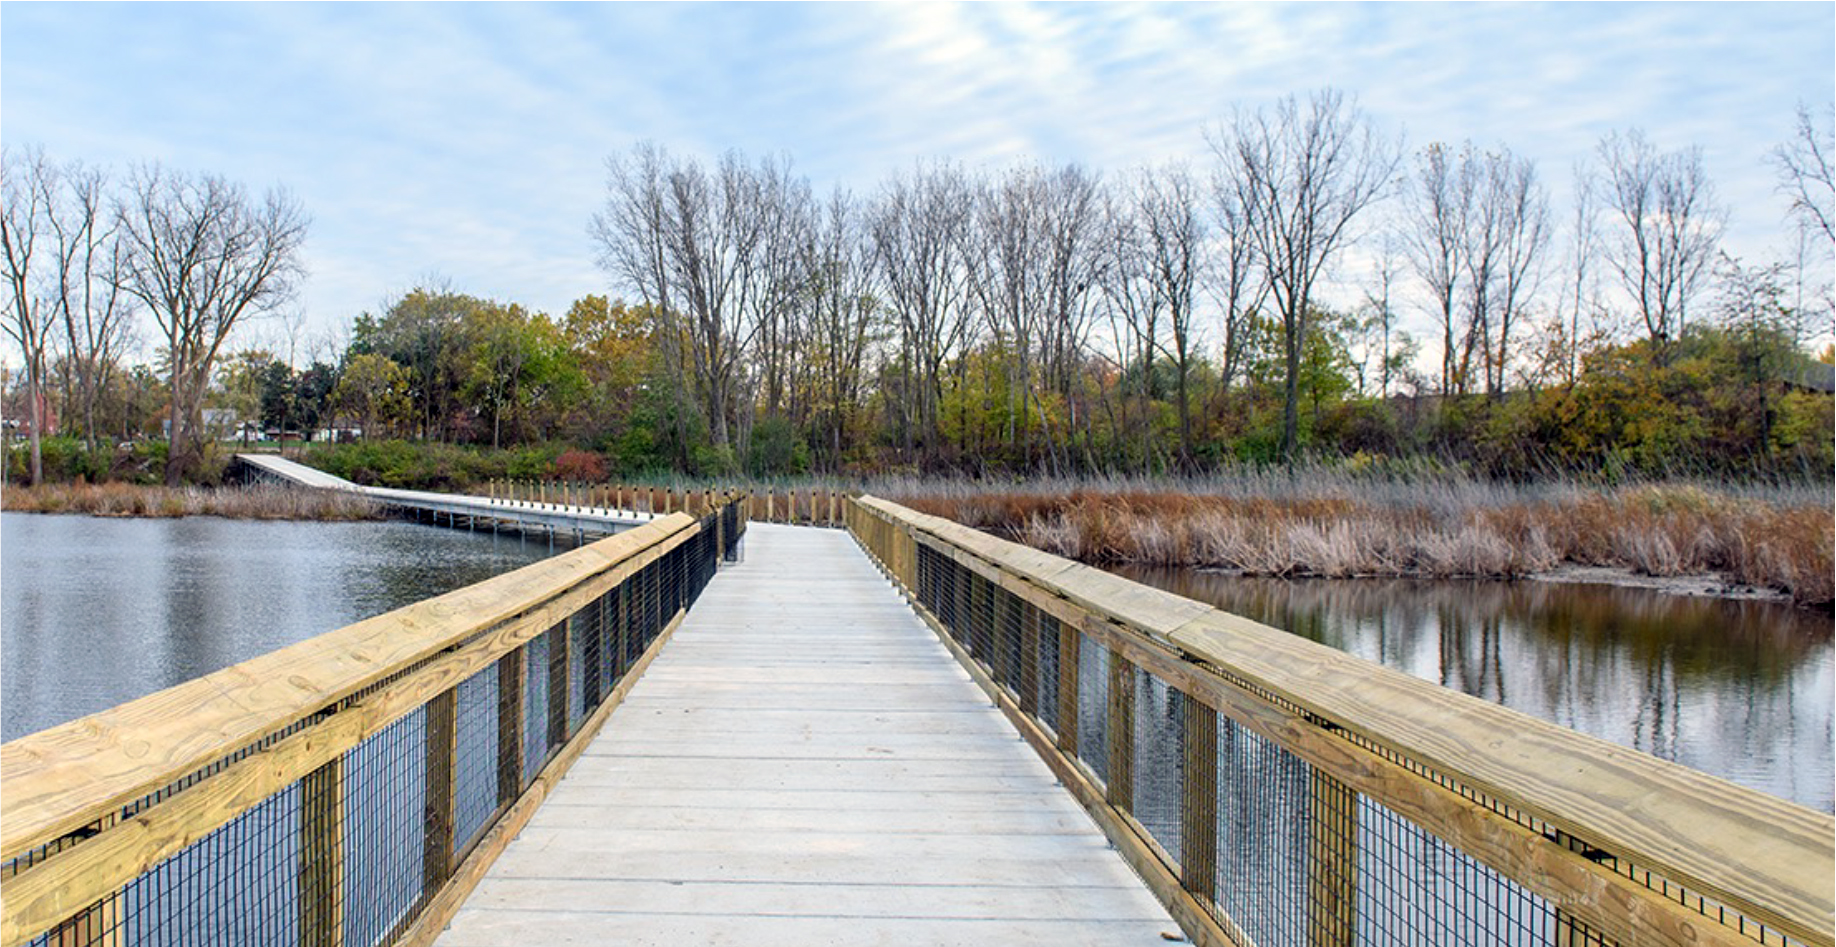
[5,90,1833,486]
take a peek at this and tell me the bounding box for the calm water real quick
[0,512,557,741]
[1113,566,1835,813]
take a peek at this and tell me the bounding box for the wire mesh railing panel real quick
[567,609,593,732]
[1131,670,1185,866]
[522,631,552,785]
[90,783,303,947]
[452,667,501,857]
[1208,718,1312,947]
[1034,613,1063,736]
[342,708,429,947]
[1354,795,1563,947]
[1075,633,1111,787]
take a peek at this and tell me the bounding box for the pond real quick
[1112,566,1834,813]
[1,512,558,741]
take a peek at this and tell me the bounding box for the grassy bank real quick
[1,483,384,520]
[882,475,1834,608]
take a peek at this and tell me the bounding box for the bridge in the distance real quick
[0,485,1827,947]
[235,452,659,541]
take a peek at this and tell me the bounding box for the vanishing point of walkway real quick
[432,522,1180,946]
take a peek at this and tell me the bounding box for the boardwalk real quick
[235,453,654,534]
[431,523,1180,946]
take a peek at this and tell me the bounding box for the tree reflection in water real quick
[1112,567,1834,813]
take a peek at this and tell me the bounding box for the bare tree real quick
[1551,161,1602,385]
[1771,104,1835,344]
[46,161,136,446]
[1211,88,1399,463]
[1772,102,1835,244]
[592,142,694,466]
[1466,147,1552,393]
[1355,239,1402,397]
[1207,161,1267,396]
[116,164,308,485]
[1132,162,1206,467]
[1401,141,1476,394]
[797,188,879,471]
[1,146,56,483]
[1096,185,1162,472]
[868,161,975,464]
[1592,129,1726,354]
[592,145,813,467]
[965,164,1048,464]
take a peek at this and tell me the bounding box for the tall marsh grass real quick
[2,483,383,521]
[880,472,1834,607]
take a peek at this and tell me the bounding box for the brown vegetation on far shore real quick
[885,479,1834,608]
[1,483,384,521]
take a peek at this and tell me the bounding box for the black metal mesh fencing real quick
[15,503,743,947]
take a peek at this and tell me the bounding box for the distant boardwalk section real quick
[234,452,655,537]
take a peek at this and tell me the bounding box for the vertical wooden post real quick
[1306,770,1357,947]
[47,815,123,947]
[1107,652,1136,813]
[1056,622,1080,755]
[1180,697,1219,906]
[498,648,525,804]
[300,757,345,947]
[1552,831,1591,946]
[423,689,457,891]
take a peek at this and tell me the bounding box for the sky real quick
[4,1,1832,363]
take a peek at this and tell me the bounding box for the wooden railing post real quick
[1180,697,1218,906]
[1056,621,1080,755]
[300,758,345,947]
[423,689,457,891]
[1107,652,1136,813]
[1306,770,1357,947]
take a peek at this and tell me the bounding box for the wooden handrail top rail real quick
[855,494,1835,947]
[0,512,703,864]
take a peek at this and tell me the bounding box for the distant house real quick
[2,391,58,438]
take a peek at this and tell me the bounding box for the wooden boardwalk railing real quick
[846,494,1835,947]
[0,498,745,947]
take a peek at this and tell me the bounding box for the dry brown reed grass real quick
[2,483,383,521]
[886,478,1833,607]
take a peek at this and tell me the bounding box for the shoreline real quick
[0,483,384,521]
[1184,562,1798,605]
[1527,564,1795,603]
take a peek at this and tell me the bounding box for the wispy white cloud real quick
[3,1,1830,353]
